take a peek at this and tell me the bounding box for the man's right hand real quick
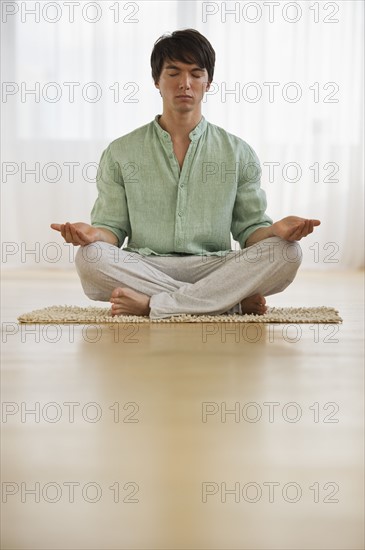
[50,222,100,246]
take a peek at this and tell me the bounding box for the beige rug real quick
[17,305,343,324]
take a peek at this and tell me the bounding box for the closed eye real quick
[167,72,204,78]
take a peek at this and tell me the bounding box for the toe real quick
[255,294,266,305]
[111,287,123,299]
[111,305,122,316]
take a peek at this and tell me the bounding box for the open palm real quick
[50,222,99,246]
[273,216,321,241]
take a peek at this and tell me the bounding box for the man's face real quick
[155,59,211,113]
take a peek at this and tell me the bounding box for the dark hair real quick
[151,29,215,84]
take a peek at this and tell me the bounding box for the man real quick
[51,29,320,319]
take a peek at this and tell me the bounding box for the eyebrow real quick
[164,64,205,72]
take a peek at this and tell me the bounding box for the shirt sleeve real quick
[230,142,273,248]
[90,144,131,248]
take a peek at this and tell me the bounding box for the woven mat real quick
[17,305,342,324]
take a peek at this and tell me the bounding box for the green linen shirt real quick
[91,115,273,256]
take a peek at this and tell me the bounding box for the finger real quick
[60,224,66,240]
[301,219,310,237]
[305,219,316,236]
[68,224,80,244]
[64,222,75,243]
[293,226,307,241]
[69,224,86,246]
[50,223,61,231]
[63,222,71,242]
[75,229,89,246]
[287,222,305,240]
[299,219,319,238]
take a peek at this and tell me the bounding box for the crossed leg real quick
[75,237,302,319]
[109,287,267,316]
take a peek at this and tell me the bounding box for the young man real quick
[51,29,320,319]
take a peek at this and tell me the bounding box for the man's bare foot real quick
[240,293,267,315]
[110,287,151,316]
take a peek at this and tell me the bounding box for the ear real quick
[155,82,162,97]
[206,81,211,92]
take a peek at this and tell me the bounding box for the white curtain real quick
[1,0,363,269]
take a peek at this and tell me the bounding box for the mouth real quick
[176,95,193,99]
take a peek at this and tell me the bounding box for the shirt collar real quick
[153,115,207,142]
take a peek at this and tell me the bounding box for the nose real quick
[178,73,191,90]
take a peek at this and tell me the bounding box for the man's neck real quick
[158,111,202,141]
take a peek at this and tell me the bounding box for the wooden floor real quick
[1,268,364,550]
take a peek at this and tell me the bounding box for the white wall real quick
[1,0,364,270]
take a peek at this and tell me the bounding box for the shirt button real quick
[178,211,182,217]
[179,184,184,189]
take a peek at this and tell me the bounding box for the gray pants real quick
[75,237,302,319]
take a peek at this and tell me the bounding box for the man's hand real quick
[50,222,100,246]
[272,216,321,241]
[245,216,321,247]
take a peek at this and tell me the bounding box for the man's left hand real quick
[272,216,321,241]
